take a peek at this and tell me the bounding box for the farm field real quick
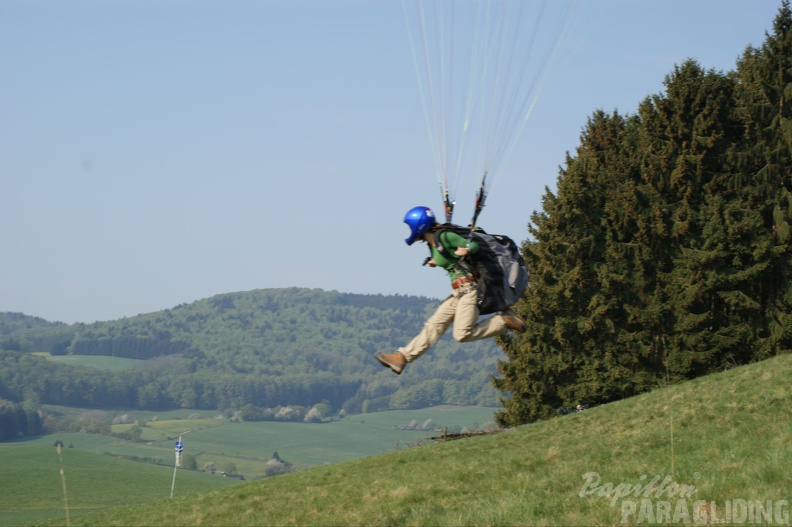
[28,405,498,470]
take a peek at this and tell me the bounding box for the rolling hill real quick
[0,288,505,414]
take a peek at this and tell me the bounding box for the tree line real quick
[494,3,792,426]
[0,399,42,441]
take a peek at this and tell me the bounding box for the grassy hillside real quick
[37,354,791,526]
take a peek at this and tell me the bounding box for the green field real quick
[25,405,497,472]
[0,446,239,527]
[0,406,497,526]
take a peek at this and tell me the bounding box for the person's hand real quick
[426,258,437,267]
[454,247,470,257]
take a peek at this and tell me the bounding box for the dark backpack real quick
[432,223,528,315]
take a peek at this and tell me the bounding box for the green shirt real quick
[431,230,479,282]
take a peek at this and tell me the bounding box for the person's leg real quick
[452,286,508,342]
[376,294,458,374]
[399,294,458,361]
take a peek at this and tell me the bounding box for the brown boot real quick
[502,312,526,333]
[375,352,407,375]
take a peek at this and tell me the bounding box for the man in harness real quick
[376,206,525,375]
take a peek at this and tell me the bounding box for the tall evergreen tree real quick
[734,1,792,357]
[637,60,761,377]
[495,110,643,425]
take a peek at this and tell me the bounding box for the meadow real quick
[0,446,239,527]
[31,353,150,371]
[0,406,496,526]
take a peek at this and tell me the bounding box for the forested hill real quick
[0,288,503,414]
[0,312,65,334]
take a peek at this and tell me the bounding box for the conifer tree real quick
[733,1,792,357]
[637,60,760,376]
[495,111,642,425]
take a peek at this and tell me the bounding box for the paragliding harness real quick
[430,224,528,315]
[426,171,528,314]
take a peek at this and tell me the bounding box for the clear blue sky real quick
[0,0,783,324]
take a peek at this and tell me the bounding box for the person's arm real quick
[443,231,479,257]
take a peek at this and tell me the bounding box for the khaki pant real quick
[399,284,509,362]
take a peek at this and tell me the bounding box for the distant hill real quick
[0,312,65,331]
[0,288,504,413]
[0,312,65,351]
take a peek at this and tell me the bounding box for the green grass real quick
[0,446,239,527]
[2,406,496,526]
[40,353,790,527]
[32,353,147,371]
[22,406,496,473]
[41,405,221,422]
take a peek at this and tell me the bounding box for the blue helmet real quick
[404,206,436,245]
